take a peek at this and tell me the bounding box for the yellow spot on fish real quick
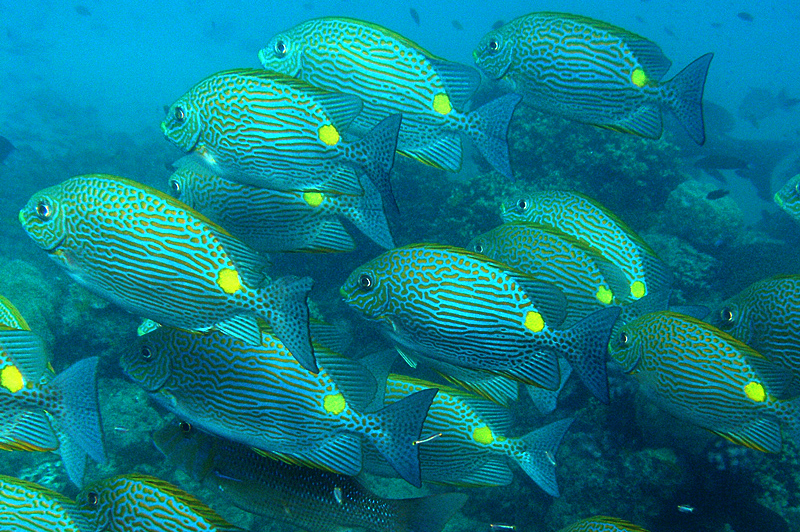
[323,393,346,415]
[217,268,242,295]
[524,311,545,333]
[631,68,648,88]
[595,286,614,305]
[1,365,24,393]
[318,124,340,146]
[630,281,646,299]
[473,425,494,445]
[744,381,766,402]
[432,93,452,115]
[303,191,324,208]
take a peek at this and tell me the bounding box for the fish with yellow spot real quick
[168,155,394,251]
[258,17,522,178]
[0,475,91,531]
[341,244,620,390]
[162,68,401,212]
[609,311,800,453]
[362,374,574,495]
[19,174,316,372]
[473,12,713,144]
[502,191,671,303]
[121,324,437,487]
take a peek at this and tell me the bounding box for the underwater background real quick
[2,1,800,531]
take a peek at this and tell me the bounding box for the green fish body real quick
[364,374,573,495]
[341,244,620,390]
[19,174,316,372]
[0,475,89,532]
[774,173,800,223]
[75,474,243,532]
[707,275,800,389]
[473,12,713,144]
[502,191,671,302]
[259,17,521,177]
[169,155,394,251]
[558,515,651,532]
[609,311,800,452]
[153,420,467,532]
[122,326,436,487]
[162,68,400,209]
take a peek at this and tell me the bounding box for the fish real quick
[0,475,90,531]
[557,515,651,532]
[467,222,629,401]
[473,12,713,144]
[74,5,91,16]
[706,188,730,200]
[738,87,800,128]
[153,419,467,532]
[363,374,574,495]
[737,12,754,22]
[169,155,394,251]
[74,474,244,532]
[122,325,436,487]
[706,275,800,391]
[451,19,463,30]
[341,243,621,389]
[19,174,316,372]
[162,68,401,211]
[677,504,695,513]
[608,311,800,453]
[409,7,420,25]
[694,153,749,181]
[774,173,800,223]
[501,191,672,302]
[491,20,505,30]
[0,136,14,163]
[258,17,522,178]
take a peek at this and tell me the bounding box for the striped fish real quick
[153,419,467,532]
[0,295,30,330]
[473,12,713,144]
[707,275,800,390]
[74,474,243,532]
[501,191,671,302]
[363,374,573,495]
[609,311,800,453]
[341,244,620,390]
[19,174,316,372]
[169,155,394,251]
[558,515,650,532]
[774,173,800,224]
[258,17,522,178]
[0,475,89,532]
[162,68,400,210]
[122,325,436,487]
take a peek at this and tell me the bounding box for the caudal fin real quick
[665,53,713,145]
[367,388,438,487]
[262,275,316,373]
[510,417,574,496]
[349,113,402,215]
[346,173,395,248]
[50,357,106,468]
[466,93,522,179]
[526,357,573,415]
[563,306,622,403]
[393,492,468,532]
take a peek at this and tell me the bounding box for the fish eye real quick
[719,307,735,325]
[141,345,154,361]
[795,181,800,195]
[274,39,288,56]
[179,421,192,434]
[358,273,373,290]
[474,242,484,254]
[174,106,186,124]
[168,178,181,198]
[35,200,52,221]
[87,492,99,506]
[516,199,528,211]
[488,38,499,52]
[619,331,629,346]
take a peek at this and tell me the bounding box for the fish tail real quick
[525,357,572,415]
[348,113,402,215]
[563,306,622,403]
[663,52,713,145]
[510,417,574,497]
[391,492,468,532]
[49,357,106,472]
[56,431,88,488]
[464,93,522,179]
[366,387,438,488]
[346,174,395,248]
[260,275,316,373]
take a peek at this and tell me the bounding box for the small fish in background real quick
[409,7,420,25]
[693,153,749,181]
[491,20,504,29]
[451,19,463,30]
[0,136,15,163]
[663,26,675,36]
[558,515,651,531]
[738,11,754,22]
[706,188,730,200]
[738,87,800,128]
[774,174,800,223]
[74,5,91,16]
[678,504,695,513]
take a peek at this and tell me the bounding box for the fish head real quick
[607,318,646,373]
[74,479,113,532]
[500,196,534,223]
[120,328,174,392]
[161,93,203,153]
[774,173,800,219]
[258,28,304,77]
[473,27,514,80]
[340,253,394,321]
[167,155,211,207]
[466,231,499,257]
[19,184,70,253]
